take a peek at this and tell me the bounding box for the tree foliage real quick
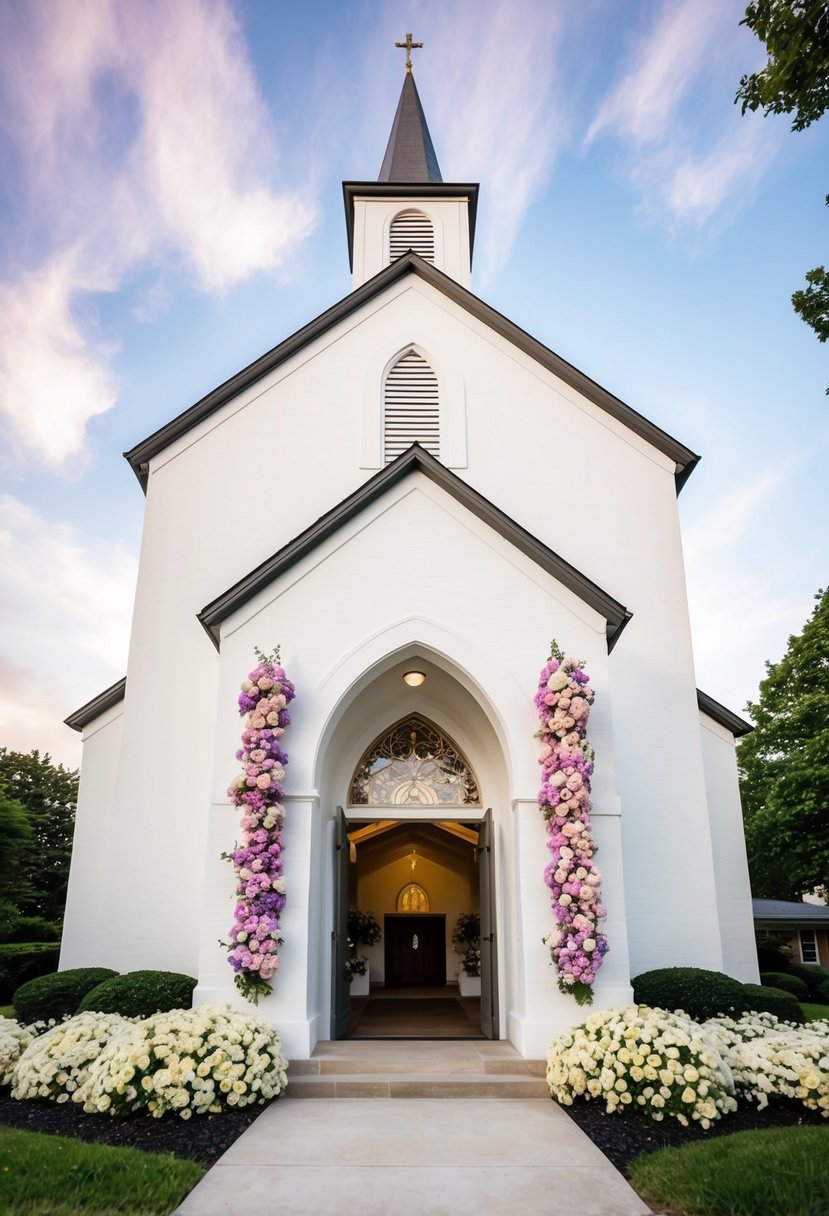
[738,588,829,899]
[737,1,829,130]
[0,749,78,921]
[737,2,829,386]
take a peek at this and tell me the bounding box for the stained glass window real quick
[397,883,430,912]
[349,715,481,807]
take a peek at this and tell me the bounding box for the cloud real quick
[0,0,318,468]
[584,0,780,228]
[0,494,137,765]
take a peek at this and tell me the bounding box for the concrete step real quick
[284,1072,550,1099]
[285,1043,549,1098]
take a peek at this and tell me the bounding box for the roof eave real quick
[65,677,127,732]
[697,688,753,738]
[125,253,698,495]
[198,444,632,654]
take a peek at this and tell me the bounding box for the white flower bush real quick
[547,1005,738,1127]
[0,1016,33,1086]
[704,1011,829,1116]
[12,1012,133,1103]
[76,1005,288,1118]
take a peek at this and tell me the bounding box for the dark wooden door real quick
[385,914,446,987]
[331,808,351,1038]
[478,809,499,1038]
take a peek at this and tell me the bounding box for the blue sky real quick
[0,0,826,767]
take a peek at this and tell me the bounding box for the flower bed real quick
[10,1005,288,1120]
[0,1016,33,1086]
[548,1005,829,1131]
[547,1005,736,1128]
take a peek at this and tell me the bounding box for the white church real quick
[61,52,758,1060]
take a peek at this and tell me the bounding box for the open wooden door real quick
[330,807,351,1039]
[478,808,499,1039]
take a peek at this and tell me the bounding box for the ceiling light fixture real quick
[403,670,426,687]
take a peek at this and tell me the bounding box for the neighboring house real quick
[60,62,758,1059]
[753,899,829,968]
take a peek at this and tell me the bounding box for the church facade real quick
[61,63,758,1059]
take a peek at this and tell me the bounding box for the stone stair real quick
[286,1040,549,1099]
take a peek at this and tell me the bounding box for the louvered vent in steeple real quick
[389,211,435,263]
[384,350,439,462]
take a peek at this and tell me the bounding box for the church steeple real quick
[378,72,443,183]
[342,34,478,289]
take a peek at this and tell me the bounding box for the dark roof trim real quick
[125,253,698,493]
[342,182,479,272]
[753,898,829,925]
[198,444,632,652]
[65,677,126,732]
[697,689,753,738]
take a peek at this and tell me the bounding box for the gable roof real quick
[124,253,699,492]
[696,689,753,738]
[197,443,632,652]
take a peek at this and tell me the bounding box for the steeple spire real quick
[378,35,442,183]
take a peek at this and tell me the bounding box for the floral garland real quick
[224,647,295,1004]
[535,641,608,1005]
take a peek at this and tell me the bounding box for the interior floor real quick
[348,985,483,1039]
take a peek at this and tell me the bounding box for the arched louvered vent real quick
[384,350,439,462]
[389,211,435,263]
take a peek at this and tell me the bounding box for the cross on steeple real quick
[395,32,423,74]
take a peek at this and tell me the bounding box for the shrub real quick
[0,1015,33,1085]
[0,944,61,1003]
[756,939,792,972]
[704,1012,829,1116]
[787,963,829,996]
[816,979,829,1005]
[78,971,196,1019]
[631,968,751,1021]
[0,916,61,944]
[14,968,118,1025]
[547,1005,737,1127]
[12,1012,134,1102]
[76,1005,288,1118]
[742,983,804,1024]
[760,971,810,1000]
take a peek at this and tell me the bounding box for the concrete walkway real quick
[175,1097,651,1215]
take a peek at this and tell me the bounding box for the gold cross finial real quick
[395,32,423,74]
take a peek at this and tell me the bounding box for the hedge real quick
[78,970,197,1018]
[0,944,61,1003]
[632,968,752,1022]
[742,983,804,1024]
[13,968,119,1024]
[760,971,810,1000]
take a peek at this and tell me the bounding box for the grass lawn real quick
[628,1125,829,1216]
[0,1126,204,1216]
[801,1002,829,1022]
[0,1006,15,1019]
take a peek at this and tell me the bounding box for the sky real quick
[0,0,827,770]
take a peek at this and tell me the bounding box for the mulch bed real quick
[1,1085,826,1175]
[0,1088,272,1167]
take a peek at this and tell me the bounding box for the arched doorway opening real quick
[330,707,499,1040]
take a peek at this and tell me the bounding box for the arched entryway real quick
[317,651,508,1044]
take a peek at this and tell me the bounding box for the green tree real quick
[736,2,829,387]
[0,750,78,922]
[0,794,33,900]
[738,588,829,899]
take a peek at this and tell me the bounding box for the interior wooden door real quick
[384,914,446,987]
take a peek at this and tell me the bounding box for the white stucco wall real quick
[60,699,125,969]
[63,265,749,1052]
[699,712,759,982]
